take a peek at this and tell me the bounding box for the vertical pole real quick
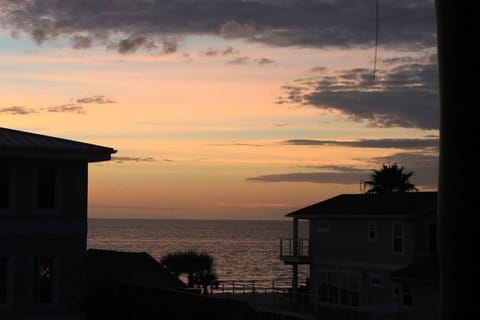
[292,218,299,296]
[435,2,468,319]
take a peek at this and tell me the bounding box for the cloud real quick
[203,46,237,57]
[279,61,439,129]
[46,104,85,114]
[219,20,256,39]
[1,95,115,116]
[76,95,116,104]
[208,143,264,147]
[283,138,438,149]
[111,156,156,163]
[113,35,158,54]
[0,106,37,115]
[227,56,249,64]
[71,35,93,49]
[247,171,368,185]
[258,58,274,65]
[0,0,436,52]
[247,150,438,188]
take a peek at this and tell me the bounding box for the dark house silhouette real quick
[87,248,185,303]
[0,127,115,319]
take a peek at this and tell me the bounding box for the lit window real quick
[368,221,377,241]
[37,165,56,209]
[392,222,404,254]
[33,256,56,304]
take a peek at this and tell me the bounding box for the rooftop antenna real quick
[373,0,379,79]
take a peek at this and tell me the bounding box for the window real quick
[37,165,56,209]
[392,222,404,254]
[368,221,377,241]
[401,283,413,306]
[0,257,7,305]
[0,164,10,209]
[393,282,414,307]
[318,270,360,307]
[317,221,330,232]
[33,256,56,304]
[369,273,385,288]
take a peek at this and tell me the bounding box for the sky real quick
[0,0,439,220]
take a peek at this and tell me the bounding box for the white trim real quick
[0,222,86,235]
[311,258,404,271]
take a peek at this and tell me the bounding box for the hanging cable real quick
[373,0,379,79]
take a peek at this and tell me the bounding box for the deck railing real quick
[279,238,309,258]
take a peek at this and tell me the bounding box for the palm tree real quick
[362,163,418,193]
[160,250,218,294]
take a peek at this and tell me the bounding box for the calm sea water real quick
[87,219,309,281]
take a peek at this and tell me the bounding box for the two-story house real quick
[0,127,115,319]
[280,192,437,318]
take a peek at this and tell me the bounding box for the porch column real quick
[292,218,299,294]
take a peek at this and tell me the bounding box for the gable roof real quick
[87,248,185,290]
[286,192,437,219]
[0,127,116,162]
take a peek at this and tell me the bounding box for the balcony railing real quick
[279,238,309,258]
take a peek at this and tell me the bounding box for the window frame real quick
[392,222,405,255]
[32,254,59,307]
[33,163,61,214]
[368,220,377,242]
[368,273,385,288]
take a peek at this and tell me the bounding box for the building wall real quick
[308,218,415,307]
[1,159,88,318]
[309,219,415,265]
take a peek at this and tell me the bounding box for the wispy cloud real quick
[247,150,438,188]
[76,95,116,104]
[283,138,439,149]
[111,156,156,163]
[1,95,116,116]
[0,106,37,115]
[46,104,85,114]
[227,56,249,65]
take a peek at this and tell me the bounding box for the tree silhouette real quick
[362,163,418,193]
[160,250,218,294]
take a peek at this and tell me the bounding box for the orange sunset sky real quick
[0,0,439,219]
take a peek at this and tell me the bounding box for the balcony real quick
[279,238,310,264]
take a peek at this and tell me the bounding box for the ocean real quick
[87,219,309,281]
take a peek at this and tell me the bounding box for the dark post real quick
[435,2,468,319]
